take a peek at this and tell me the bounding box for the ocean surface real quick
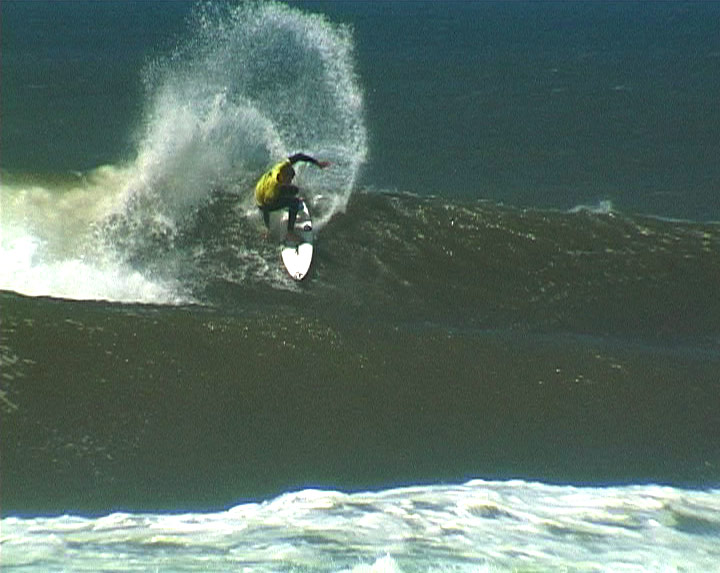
[1,1,719,571]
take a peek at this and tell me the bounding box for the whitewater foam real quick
[568,199,615,215]
[3,480,719,572]
[0,171,190,305]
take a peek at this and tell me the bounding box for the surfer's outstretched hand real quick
[317,161,331,169]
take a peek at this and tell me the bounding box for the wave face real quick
[169,190,719,347]
[3,180,719,340]
[314,193,720,343]
[1,1,366,304]
[2,194,719,516]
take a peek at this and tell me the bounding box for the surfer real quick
[255,153,330,235]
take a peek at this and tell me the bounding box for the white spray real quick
[0,1,367,303]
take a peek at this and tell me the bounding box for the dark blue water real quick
[3,1,720,219]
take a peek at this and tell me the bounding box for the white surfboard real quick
[278,199,314,280]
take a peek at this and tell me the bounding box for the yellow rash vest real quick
[254,159,295,207]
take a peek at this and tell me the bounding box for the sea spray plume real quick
[87,1,367,297]
[125,1,366,229]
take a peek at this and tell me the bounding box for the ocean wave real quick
[0,1,366,304]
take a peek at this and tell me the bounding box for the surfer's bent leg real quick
[277,185,301,231]
[261,193,301,231]
[261,207,271,228]
[287,198,300,231]
[275,196,300,231]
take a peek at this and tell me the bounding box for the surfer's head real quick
[277,163,295,184]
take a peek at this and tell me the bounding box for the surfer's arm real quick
[288,153,330,169]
